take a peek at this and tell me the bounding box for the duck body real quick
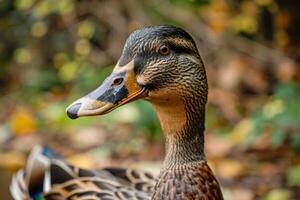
[11,25,223,200]
[11,148,222,200]
[11,146,155,200]
[152,161,222,199]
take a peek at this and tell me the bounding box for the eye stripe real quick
[166,41,195,55]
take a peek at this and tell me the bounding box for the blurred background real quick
[0,0,300,199]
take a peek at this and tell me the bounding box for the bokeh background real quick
[0,0,300,199]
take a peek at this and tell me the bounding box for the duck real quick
[10,25,224,200]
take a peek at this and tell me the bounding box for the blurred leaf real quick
[263,99,284,119]
[270,130,285,148]
[9,107,37,135]
[231,14,258,34]
[263,189,292,200]
[14,48,32,64]
[33,0,53,18]
[57,0,74,15]
[229,118,253,145]
[78,20,95,39]
[287,164,300,187]
[291,134,300,153]
[15,0,34,10]
[75,39,91,56]
[59,61,79,82]
[31,21,48,38]
[53,53,69,68]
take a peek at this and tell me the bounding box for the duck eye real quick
[158,45,170,56]
[111,77,123,86]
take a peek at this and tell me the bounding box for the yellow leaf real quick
[229,118,253,144]
[78,20,95,39]
[10,108,37,135]
[263,99,284,119]
[58,61,78,81]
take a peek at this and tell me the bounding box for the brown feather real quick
[152,161,223,200]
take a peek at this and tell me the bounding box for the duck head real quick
[66,25,207,120]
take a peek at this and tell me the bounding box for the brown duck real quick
[11,25,224,200]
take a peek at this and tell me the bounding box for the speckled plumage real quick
[152,161,222,200]
[44,164,154,200]
[11,25,224,200]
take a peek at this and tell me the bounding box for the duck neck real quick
[152,98,206,168]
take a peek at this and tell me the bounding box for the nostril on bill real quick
[66,103,82,119]
[111,77,124,86]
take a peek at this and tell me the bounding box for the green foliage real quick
[287,164,300,187]
[246,82,300,151]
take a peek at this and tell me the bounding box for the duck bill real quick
[66,61,146,119]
